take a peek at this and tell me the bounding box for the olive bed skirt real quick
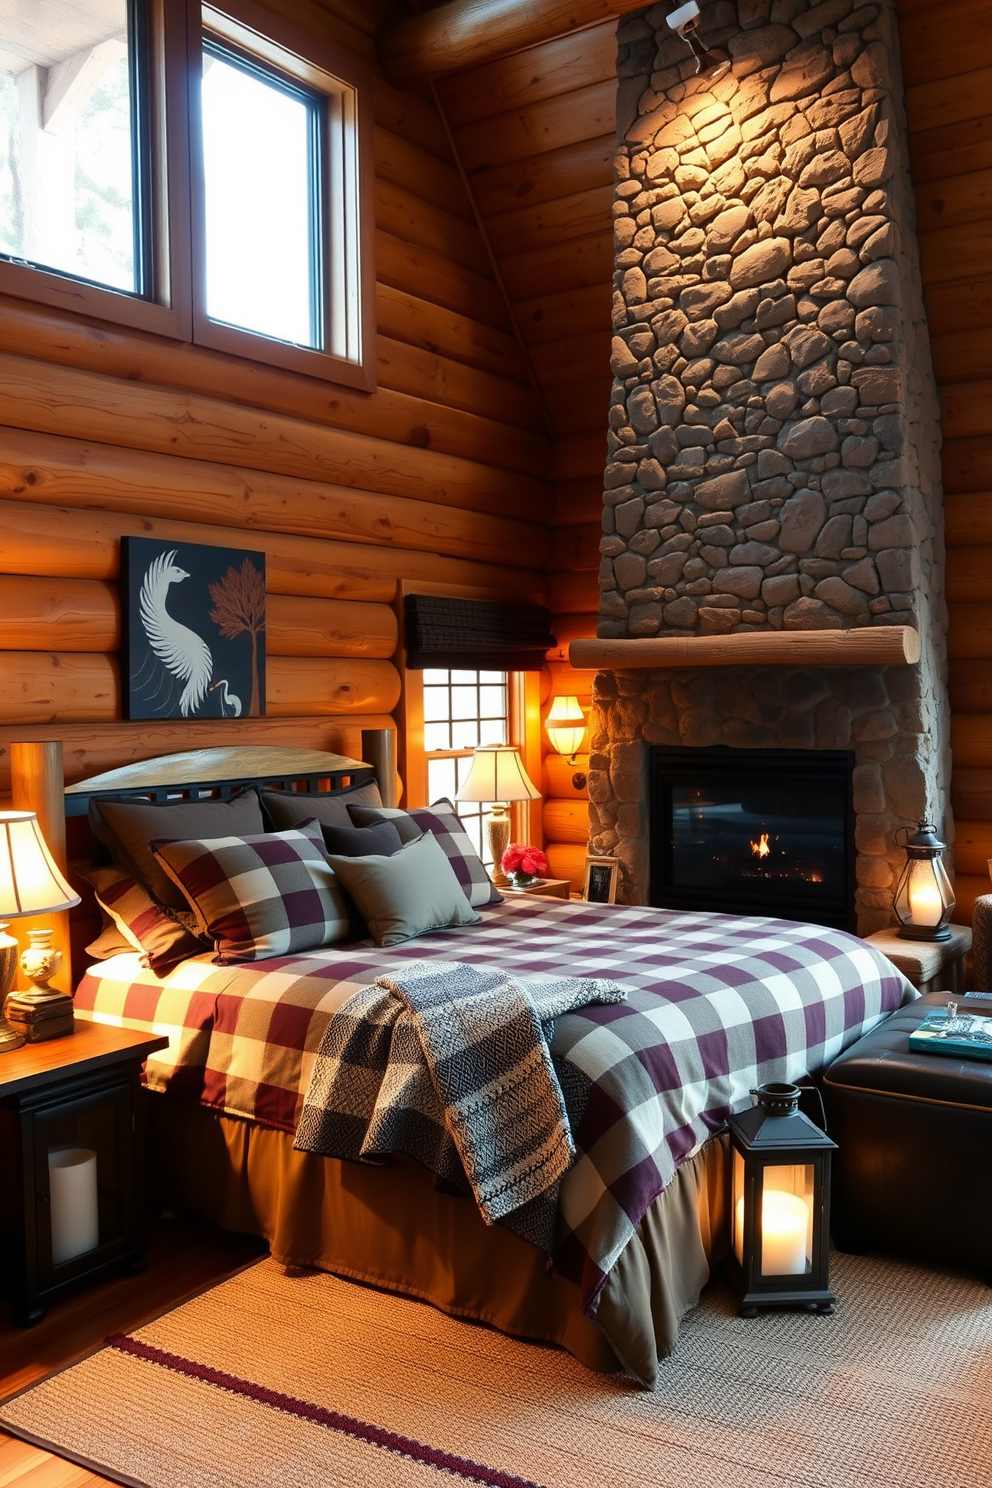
[147,1095,730,1388]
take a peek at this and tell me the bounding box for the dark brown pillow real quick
[89,789,265,911]
[319,819,403,858]
[261,780,382,834]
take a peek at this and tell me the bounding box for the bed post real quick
[362,728,398,808]
[10,740,73,995]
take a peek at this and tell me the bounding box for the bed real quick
[65,746,916,1387]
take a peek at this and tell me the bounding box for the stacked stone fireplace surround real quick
[590,0,949,933]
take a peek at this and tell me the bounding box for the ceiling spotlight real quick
[666,0,732,79]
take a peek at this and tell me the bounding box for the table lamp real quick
[456,745,540,890]
[0,810,81,1051]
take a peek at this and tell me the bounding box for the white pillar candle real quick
[908,873,943,925]
[760,1189,809,1276]
[48,1148,99,1266]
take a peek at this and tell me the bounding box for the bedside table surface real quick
[506,878,572,900]
[0,1021,168,1101]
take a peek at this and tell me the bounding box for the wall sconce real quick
[727,1083,837,1318]
[545,696,587,791]
[893,821,955,942]
[666,0,731,80]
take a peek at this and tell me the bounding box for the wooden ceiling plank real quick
[436,21,618,129]
[455,78,617,175]
[471,132,615,216]
[486,182,615,257]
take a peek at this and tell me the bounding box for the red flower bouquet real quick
[501,843,549,888]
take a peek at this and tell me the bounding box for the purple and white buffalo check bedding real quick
[74,894,915,1318]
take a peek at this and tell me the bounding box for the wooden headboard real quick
[64,745,377,816]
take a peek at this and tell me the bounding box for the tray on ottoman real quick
[823,992,992,1281]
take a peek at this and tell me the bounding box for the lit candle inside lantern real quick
[907,872,943,925]
[759,1189,809,1276]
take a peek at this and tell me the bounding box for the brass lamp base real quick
[0,931,26,1053]
[487,805,512,889]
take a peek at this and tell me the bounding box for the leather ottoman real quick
[823,992,992,1281]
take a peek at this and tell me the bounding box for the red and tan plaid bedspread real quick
[75,895,914,1314]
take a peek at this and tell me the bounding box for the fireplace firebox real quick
[650,748,855,932]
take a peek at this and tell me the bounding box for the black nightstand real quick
[0,1021,168,1326]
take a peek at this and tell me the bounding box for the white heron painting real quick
[123,537,266,720]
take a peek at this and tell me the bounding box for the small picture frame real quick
[583,855,618,905]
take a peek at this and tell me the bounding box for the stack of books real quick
[909,996,992,1062]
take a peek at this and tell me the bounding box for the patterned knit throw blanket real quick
[294,961,626,1226]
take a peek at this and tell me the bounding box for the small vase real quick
[509,871,539,890]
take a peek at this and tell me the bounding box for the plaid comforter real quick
[74,895,915,1314]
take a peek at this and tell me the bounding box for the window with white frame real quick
[423,669,507,869]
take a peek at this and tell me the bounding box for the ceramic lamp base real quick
[0,931,26,1053]
[487,805,512,889]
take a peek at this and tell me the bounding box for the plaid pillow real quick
[347,798,501,908]
[81,865,205,971]
[150,821,352,964]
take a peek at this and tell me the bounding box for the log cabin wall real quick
[896,0,992,928]
[433,24,620,885]
[0,0,554,837]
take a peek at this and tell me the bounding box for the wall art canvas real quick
[122,537,266,720]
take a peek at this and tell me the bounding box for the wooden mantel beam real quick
[378,0,643,85]
[569,627,922,670]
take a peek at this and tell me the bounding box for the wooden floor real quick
[0,1215,267,1488]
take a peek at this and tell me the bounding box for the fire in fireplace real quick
[650,748,855,932]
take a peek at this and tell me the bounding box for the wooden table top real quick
[0,1019,168,1099]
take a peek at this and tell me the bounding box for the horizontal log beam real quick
[0,577,398,659]
[544,841,587,890]
[0,717,395,794]
[569,628,922,670]
[0,497,545,609]
[542,753,589,799]
[0,295,549,479]
[0,426,551,571]
[379,0,641,85]
[952,819,992,876]
[2,652,401,724]
[542,797,589,844]
[0,352,553,521]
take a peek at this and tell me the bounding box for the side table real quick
[505,878,572,900]
[863,924,972,994]
[0,1021,168,1325]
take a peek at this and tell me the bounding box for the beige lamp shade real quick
[545,696,586,760]
[456,746,541,805]
[0,812,81,918]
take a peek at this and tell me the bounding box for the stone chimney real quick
[591,0,949,933]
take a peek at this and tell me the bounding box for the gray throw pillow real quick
[325,832,482,947]
[90,789,265,912]
[261,780,382,834]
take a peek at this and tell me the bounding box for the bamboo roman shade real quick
[404,596,556,671]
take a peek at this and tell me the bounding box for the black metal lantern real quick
[893,820,955,942]
[726,1082,837,1317]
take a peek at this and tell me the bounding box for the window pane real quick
[450,686,478,722]
[201,44,318,347]
[423,721,450,752]
[452,719,481,750]
[0,0,139,293]
[427,758,456,805]
[422,687,449,722]
[479,686,505,718]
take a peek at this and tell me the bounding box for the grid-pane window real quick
[201,41,321,348]
[424,669,507,869]
[0,0,143,294]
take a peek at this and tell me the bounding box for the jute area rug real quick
[2,1253,990,1488]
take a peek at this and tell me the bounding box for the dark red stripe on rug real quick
[105,1333,547,1488]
